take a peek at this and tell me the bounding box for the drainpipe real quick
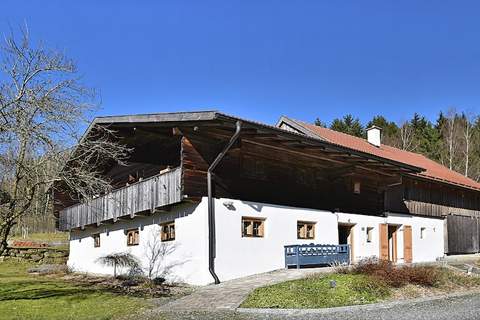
[207,120,242,284]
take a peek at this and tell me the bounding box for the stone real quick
[44,251,68,258]
[30,255,43,262]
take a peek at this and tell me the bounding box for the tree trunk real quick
[0,223,13,257]
[465,138,469,176]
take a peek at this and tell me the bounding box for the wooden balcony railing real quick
[58,167,183,231]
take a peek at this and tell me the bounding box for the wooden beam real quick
[241,137,397,177]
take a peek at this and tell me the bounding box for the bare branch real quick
[0,27,130,255]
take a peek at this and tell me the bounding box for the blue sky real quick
[2,1,480,126]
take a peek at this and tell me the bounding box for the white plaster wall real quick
[68,196,445,286]
[68,201,211,285]
[213,198,339,282]
[337,212,444,263]
[213,198,445,282]
[388,213,445,263]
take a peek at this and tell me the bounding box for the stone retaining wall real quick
[2,247,69,264]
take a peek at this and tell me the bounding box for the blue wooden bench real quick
[284,244,350,269]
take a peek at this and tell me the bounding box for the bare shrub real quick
[96,252,140,278]
[329,260,350,274]
[143,229,182,283]
[399,265,442,287]
[349,258,442,288]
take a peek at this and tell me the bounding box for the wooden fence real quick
[284,244,350,268]
[58,167,183,231]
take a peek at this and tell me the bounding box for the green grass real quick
[439,268,480,287]
[241,274,391,309]
[0,261,151,320]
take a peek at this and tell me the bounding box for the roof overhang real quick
[75,111,423,176]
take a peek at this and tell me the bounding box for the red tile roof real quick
[291,119,480,191]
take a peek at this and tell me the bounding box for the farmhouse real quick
[54,111,479,285]
[278,117,480,255]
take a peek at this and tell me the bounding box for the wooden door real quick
[447,215,480,254]
[379,223,388,260]
[404,225,413,263]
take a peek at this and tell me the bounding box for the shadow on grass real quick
[0,280,115,301]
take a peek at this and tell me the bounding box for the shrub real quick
[152,277,166,285]
[329,261,350,274]
[400,265,442,287]
[96,252,141,278]
[346,258,442,288]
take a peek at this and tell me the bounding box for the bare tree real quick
[398,121,416,151]
[0,28,130,255]
[461,112,475,177]
[144,229,178,280]
[442,108,459,170]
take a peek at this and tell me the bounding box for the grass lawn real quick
[241,274,390,309]
[9,232,69,243]
[0,261,151,320]
[241,263,480,309]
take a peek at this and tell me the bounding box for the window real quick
[297,221,315,239]
[353,181,361,194]
[93,234,100,248]
[366,227,374,243]
[160,221,175,242]
[242,217,265,237]
[420,227,426,239]
[126,229,140,246]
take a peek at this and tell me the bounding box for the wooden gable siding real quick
[385,176,480,217]
[180,132,387,215]
[181,136,210,199]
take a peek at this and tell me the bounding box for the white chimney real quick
[366,126,382,147]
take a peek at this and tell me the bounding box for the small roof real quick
[278,116,480,192]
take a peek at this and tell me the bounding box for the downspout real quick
[207,120,242,284]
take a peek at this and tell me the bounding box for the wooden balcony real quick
[58,167,183,231]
